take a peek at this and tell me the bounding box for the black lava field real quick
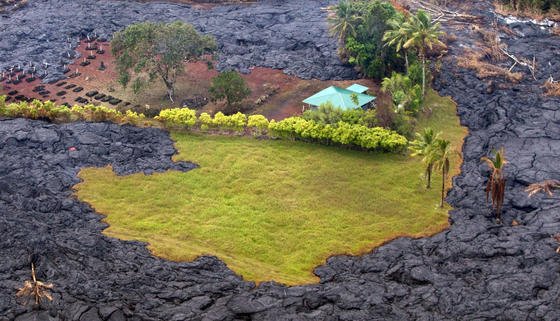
[1,0,560,320]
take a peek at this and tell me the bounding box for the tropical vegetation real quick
[381,71,423,114]
[397,10,445,96]
[330,0,404,79]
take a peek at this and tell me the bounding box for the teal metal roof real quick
[346,84,369,94]
[302,86,375,110]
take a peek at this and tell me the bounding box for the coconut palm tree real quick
[329,1,362,48]
[383,13,412,71]
[409,127,441,189]
[481,148,507,221]
[432,138,452,208]
[402,10,445,97]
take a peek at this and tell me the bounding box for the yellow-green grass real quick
[74,90,466,285]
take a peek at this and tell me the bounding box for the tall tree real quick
[383,13,412,71]
[402,10,444,97]
[481,148,508,222]
[409,127,441,189]
[433,138,452,207]
[112,21,216,102]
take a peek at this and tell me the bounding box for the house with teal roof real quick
[302,84,376,111]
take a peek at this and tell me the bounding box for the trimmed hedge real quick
[155,108,197,128]
[268,117,407,152]
[0,96,145,125]
[0,96,407,153]
[155,107,407,152]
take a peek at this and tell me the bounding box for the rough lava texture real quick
[0,0,356,82]
[2,0,560,320]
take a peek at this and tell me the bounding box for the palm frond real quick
[526,180,560,197]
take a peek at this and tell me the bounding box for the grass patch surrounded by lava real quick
[74,90,466,285]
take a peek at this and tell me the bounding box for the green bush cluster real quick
[247,114,269,136]
[0,96,146,125]
[269,117,407,152]
[155,108,197,128]
[336,0,404,79]
[381,71,423,115]
[155,107,406,152]
[157,109,247,133]
[0,96,407,153]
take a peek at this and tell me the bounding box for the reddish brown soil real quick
[1,39,120,108]
[1,39,377,120]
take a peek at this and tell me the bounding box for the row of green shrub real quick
[155,108,407,152]
[0,96,146,125]
[0,96,407,153]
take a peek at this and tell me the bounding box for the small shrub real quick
[155,108,197,128]
[543,79,560,96]
[124,110,146,125]
[0,97,145,125]
[212,112,228,130]
[228,112,247,132]
[198,112,213,131]
[209,71,251,110]
[247,114,269,136]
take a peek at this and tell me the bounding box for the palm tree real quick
[432,138,452,208]
[329,1,362,49]
[402,10,445,97]
[409,127,441,188]
[481,148,507,221]
[383,14,412,71]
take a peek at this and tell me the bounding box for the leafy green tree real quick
[335,0,404,79]
[112,21,216,102]
[409,127,441,189]
[402,10,445,97]
[481,148,508,222]
[432,138,452,208]
[209,71,251,110]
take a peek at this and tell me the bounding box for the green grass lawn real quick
[75,90,466,285]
